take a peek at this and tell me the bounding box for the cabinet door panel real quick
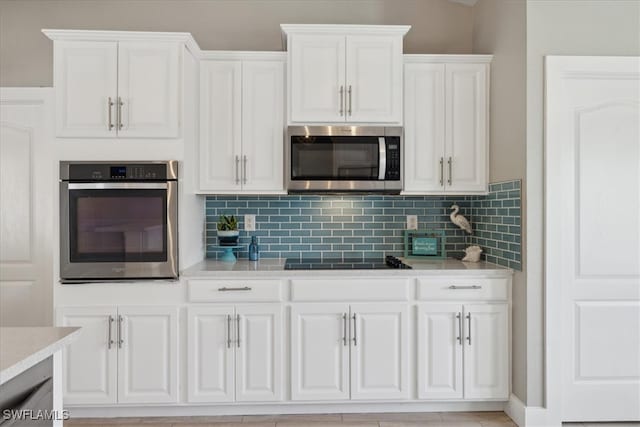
[199,61,242,191]
[289,35,346,123]
[236,304,282,401]
[417,304,463,399]
[403,63,446,192]
[241,61,285,192]
[54,41,118,138]
[346,35,402,123]
[350,303,409,400]
[463,304,509,399]
[117,41,180,138]
[56,307,117,404]
[187,306,235,402]
[290,304,350,400]
[445,63,488,192]
[117,306,178,403]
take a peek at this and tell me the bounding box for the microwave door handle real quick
[378,137,386,180]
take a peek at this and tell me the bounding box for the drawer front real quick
[417,277,509,301]
[188,279,283,302]
[291,278,410,302]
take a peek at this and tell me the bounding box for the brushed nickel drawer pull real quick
[236,314,241,348]
[117,315,124,348]
[107,97,114,130]
[227,314,232,349]
[342,313,347,346]
[456,312,462,345]
[466,313,472,345]
[351,313,357,346]
[448,285,482,290]
[218,286,252,292]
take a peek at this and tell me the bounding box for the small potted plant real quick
[217,215,239,246]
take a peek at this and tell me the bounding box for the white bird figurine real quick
[450,204,473,234]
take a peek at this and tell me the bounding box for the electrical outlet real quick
[244,215,256,231]
[407,215,418,230]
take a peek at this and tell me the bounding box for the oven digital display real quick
[110,166,127,178]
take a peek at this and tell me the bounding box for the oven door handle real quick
[378,137,386,181]
[67,183,169,190]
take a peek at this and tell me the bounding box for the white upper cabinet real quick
[199,53,285,194]
[44,30,187,139]
[117,41,180,138]
[403,56,491,194]
[283,25,409,124]
[288,35,346,123]
[53,41,118,138]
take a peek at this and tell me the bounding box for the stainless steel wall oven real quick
[59,161,178,283]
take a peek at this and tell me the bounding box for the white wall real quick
[471,0,529,405]
[526,0,640,411]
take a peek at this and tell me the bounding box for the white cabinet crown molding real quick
[41,29,201,58]
[280,24,410,49]
[404,54,493,64]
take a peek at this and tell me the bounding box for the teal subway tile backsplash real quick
[205,179,522,270]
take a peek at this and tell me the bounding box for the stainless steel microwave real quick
[286,126,403,193]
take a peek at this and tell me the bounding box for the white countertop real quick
[182,257,512,278]
[0,327,81,384]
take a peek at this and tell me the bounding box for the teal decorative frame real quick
[403,229,447,259]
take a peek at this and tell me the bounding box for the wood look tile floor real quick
[65,413,640,427]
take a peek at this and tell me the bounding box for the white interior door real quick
[199,60,242,191]
[187,306,235,402]
[56,306,117,404]
[345,35,402,123]
[350,303,409,400]
[0,89,53,326]
[117,41,180,138]
[53,41,118,137]
[403,63,446,193]
[546,56,640,421]
[117,306,178,403]
[462,304,509,400]
[444,63,488,193]
[236,304,282,401]
[290,303,350,401]
[289,35,346,123]
[241,60,285,192]
[417,304,463,399]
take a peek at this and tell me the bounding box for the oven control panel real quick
[62,162,177,181]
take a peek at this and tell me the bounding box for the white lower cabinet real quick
[57,306,178,405]
[417,303,508,400]
[291,303,408,401]
[187,304,282,403]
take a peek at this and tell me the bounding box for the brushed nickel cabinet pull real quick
[107,97,114,130]
[236,314,241,348]
[339,86,344,116]
[227,314,232,349]
[439,157,444,186]
[342,313,347,346]
[347,85,352,116]
[117,315,124,349]
[456,313,462,345]
[117,97,124,130]
[218,286,252,292]
[108,316,114,349]
[447,157,452,185]
[235,156,240,185]
[449,285,482,290]
[466,313,472,345]
[351,313,357,346]
[243,155,248,184]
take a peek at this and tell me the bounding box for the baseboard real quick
[504,394,559,427]
[68,401,506,418]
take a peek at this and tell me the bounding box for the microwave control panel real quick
[385,137,401,181]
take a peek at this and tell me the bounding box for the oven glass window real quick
[291,136,380,180]
[69,189,168,262]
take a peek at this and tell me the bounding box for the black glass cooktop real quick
[284,256,411,270]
